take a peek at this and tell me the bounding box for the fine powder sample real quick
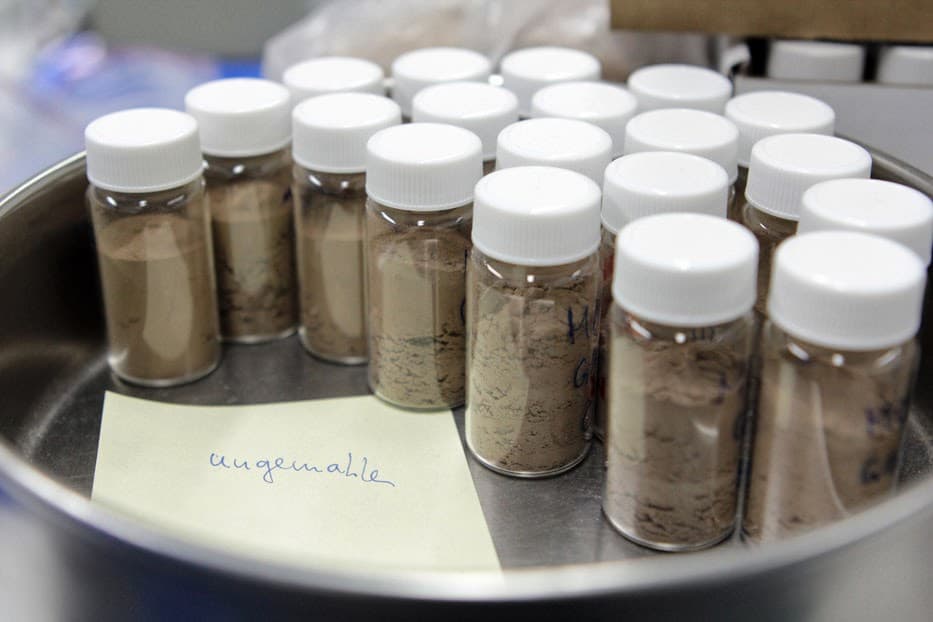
[595,230,615,439]
[209,176,297,341]
[467,264,598,475]
[97,212,220,382]
[367,225,471,408]
[603,317,748,548]
[744,342,915,542]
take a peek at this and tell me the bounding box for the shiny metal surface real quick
[0,153,931,620]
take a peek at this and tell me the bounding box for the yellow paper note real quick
[92,392,500,572]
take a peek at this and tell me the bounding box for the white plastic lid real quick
[877,45,933,86]
[184,78,291,157]
[529,81,638,157]
[283,56,385,105]
[496,118,613,185]
[365,122,483,211]
[601,152,729,234]
[411,82,518,160]
[626,64,732,113]
[769,231,925,350]
[623,108,739,182]
[613,213,758,327]
[725,91,836,167]
[745,133,872,220]
[767,40,865,82]
[799,179,933,265]
[85,108,203,193]
[292,93,401,173]
[472,166,601,266]
[499,46,602,116]
[391,47,492,117]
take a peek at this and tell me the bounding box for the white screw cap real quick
[283,56,385,105]
[767,40,865,82]
[366,122,483,211]
[530,81,638,157]
[602,152,729,234]
[292,93,401,174]
[745,133,872,221]
[877,45,933,87]
[391,47,492,117]
[412,82,518,160]
[769,231,926,350]
[725,91,835,167]
[472,166,601,266]
[626,64,732,113]
[184,78,291,158]
[799,179,933,265]
[613,213,758,327]
[85,108,203,193]
[500,46,601,117]
[496,118,613,185]
[623,108,739,183]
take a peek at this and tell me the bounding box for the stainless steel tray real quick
[0,151,931,620]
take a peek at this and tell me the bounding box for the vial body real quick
[728,166,748,222]
[482,159,496,176]
[466,249,598,477]
[741,203,797,315]
[88,179,221,386]
[744,322,917,543]
[594,226,616,440]
[294,168,368,364]
[602,305,751,551]
[365,200,472,409]
[204,148,297,342]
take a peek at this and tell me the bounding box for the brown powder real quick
[595,228,616,440]
[97,212,220,384]
[741,204,797,315]
[466,257,598,476]
[209,174,297,341]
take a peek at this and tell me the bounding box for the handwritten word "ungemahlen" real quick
[208,451,397,488]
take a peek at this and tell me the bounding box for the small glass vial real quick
[530,81,638,158]
[185,78,297,343]
[292,93,402,364]
[500,46,601,118]
[603,213,757,550]
[744,231,926,542]
[767,40,865,82]
[412,81,519,176]
[466,166,602,477]
[740,133,872,315]
[390,47,492,120]
[496,117,612,185]
[623,108,740,211]
[799,179,933,265]
[282,56,385,106]
[365,123,483,409]
[626,64,732,113]
[85,108,221,386]
[877,45,933,87]
[724,91,835,222]
[595,152,729,440]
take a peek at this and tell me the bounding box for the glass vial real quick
[365,123,483,409]
[529,81,638,158]
[626,64,732,114]
[185,78,297,343]
[292,93,402,364]
[500,46,601,118]
[390,47,492,120]
[496,117,612,186]
[724,91,835,222]
[595,152,729,440]
[282,56,385,106]
[740,133,872,315]
[85,108,220,386]
[744,232,926,542]
[466,165,602,477]
[767,40,865,82]
[412,81,519,176]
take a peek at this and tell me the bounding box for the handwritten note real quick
[92,392,499,572]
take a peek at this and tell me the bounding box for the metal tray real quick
[0,151,931,620]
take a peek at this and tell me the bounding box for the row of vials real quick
[82,46,933,550]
